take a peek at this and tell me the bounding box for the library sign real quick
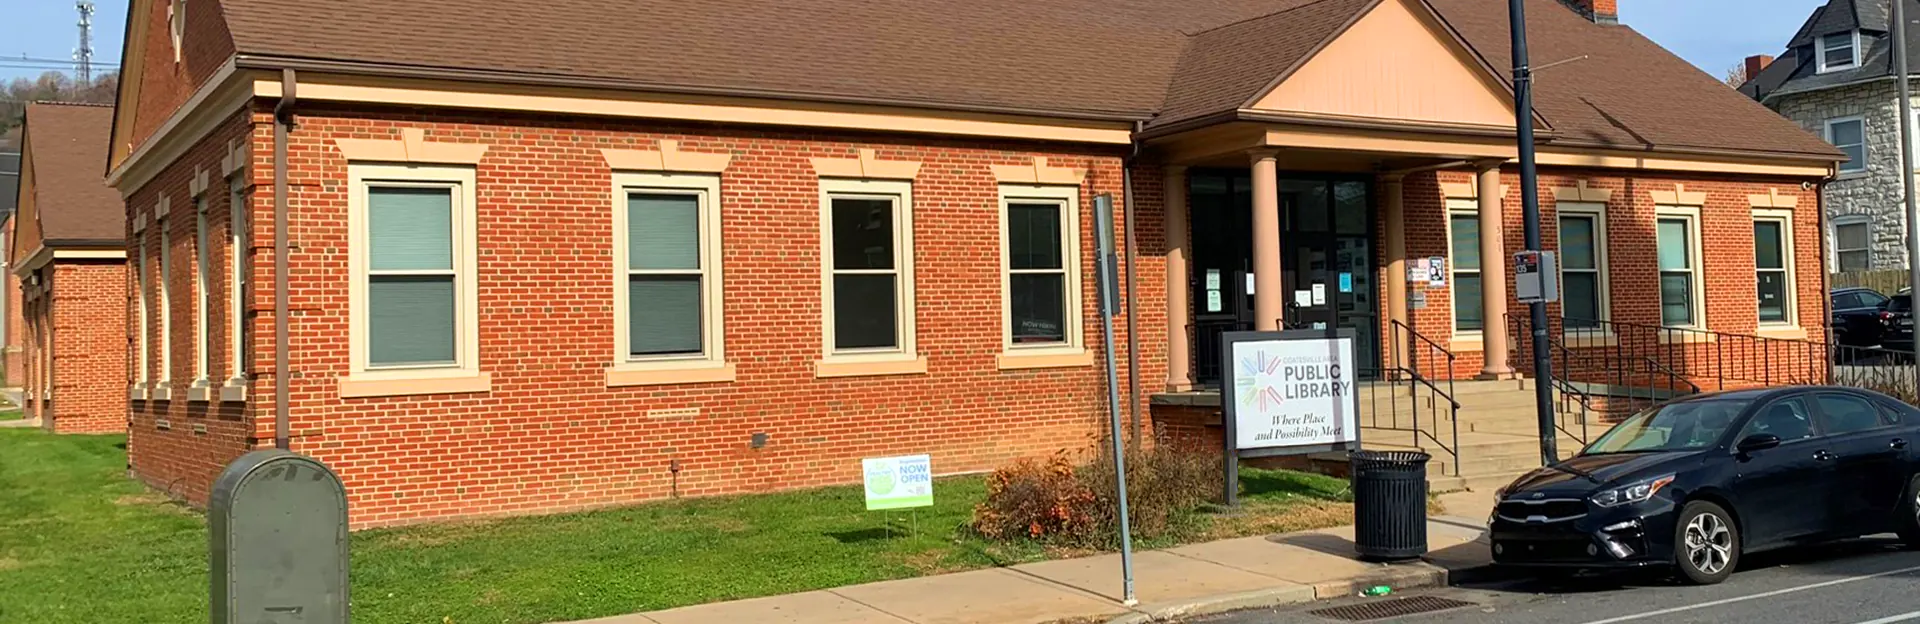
[1219,329,1363,505]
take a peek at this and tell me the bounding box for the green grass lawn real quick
[0,429,1351,624]
[0,410,22,420]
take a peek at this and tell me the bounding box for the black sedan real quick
[1490,386,1920,584]
[1830,287,1890,348]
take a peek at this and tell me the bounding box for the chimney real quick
[1560,0,1620,24]
[1745,55,1775,81]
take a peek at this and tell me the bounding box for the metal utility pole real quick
[1508,0,1558,465]
[74,1,95,83]
[1094,194,1137,607]
[1897,0,1920,393]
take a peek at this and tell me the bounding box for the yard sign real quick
[1220,328,1363,506]
[863,454,934,510]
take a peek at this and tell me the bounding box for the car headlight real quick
[1590,475,1676,507]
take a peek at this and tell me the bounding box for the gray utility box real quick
[209,449,350,624]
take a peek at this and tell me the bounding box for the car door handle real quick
[1894,438,1910,450]
[1814,450,1838,461]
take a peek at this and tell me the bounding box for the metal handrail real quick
[1385,319,1461,476]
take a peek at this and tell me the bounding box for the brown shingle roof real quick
[215,0,1839,160]
[22,102,123,245]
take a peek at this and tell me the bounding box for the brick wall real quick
[24,260,130,434]
[127,0,238,149]
[4,249,23,388]
[128,103,1168,527]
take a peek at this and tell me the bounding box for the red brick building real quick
[10,102,130,434]
[110,0,1840,526]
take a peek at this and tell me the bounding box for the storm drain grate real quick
[1307,595,1477,621]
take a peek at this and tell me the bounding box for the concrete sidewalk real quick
[575,492,1499,624]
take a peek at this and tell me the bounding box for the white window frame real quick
[998,184,1085,358]
[1817,31,1862,74]
[1826,116,1867,175]
[135,226,151,397]
[819,178,918,364]
[345,163,481,385]
[1444,199,1482,336]
[225,175,247,396]
[1555,203,1611,328]
[189,195,213,400]
[608,172,729,382]
[168,0,187,62]
[1752,209,1798,328]
[1655,206,1707,330]
[158,215,173,393]
[1831,215,1874,271]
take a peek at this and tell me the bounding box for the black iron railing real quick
[1358,320,1460,476]
[1505,315,1705,445]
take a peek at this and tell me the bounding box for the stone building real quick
[1744,0,1920,272]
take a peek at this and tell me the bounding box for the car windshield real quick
[1583,398,1751,455]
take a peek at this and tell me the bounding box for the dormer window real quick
[1819,31,1861,73]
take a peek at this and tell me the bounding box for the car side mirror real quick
[1737,433,1782,454]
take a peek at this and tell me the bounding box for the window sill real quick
[997,350,1094,370]
[1450,333,1485,353]
[128,385,150,402]
[339,371,493,398]
[1757,325,1808,340]
[150,381,173,402]
[1562,332,1619,348]
[815,356,929,378]
[607,362,737,387]
[1657,331,1718,344]
[219,381,249,403]
[187,383,213,403]
[1834,171,1868,181]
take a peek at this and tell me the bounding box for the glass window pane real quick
[1825,43,1854,66]
[1814,394,1884,435]
[833,274,898,350]
[369,187,453,271]
[1757,271,1788,323]
[1838,222,1870,250]
[368,275,455,366]
[628,193,701,271]
[1657,219,1691,270]
[1007,202,1062,270]
[1562,272,1600,324]
[1282,181,1329,232]
[1840,250,1872,272]
[1454,274,1483,331]
[1660,274,1693,326]
[1753,221,1784,269]
[1334,182,1368,235]
[1840,144,1866,171]
[1559,216,1596,269]
[1010,273,1066,344]
[1831,120,1864,146]
[1450,215,1480,270]
[629,276,702,356]
[832,198,895,271]
[1832,292,1862,310]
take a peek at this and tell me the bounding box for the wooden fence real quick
[1831,269,1912,295]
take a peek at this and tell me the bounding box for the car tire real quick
[1673,501,1739,585]
[1898,475,1920,549]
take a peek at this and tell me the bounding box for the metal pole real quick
[1094,195,1137,606]
[1508,0,1557,465]
[1896,0,1920,401]
[273,69,296,451]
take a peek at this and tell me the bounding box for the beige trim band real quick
[814,356,929,378]
[338,372,493,398]
[54,250,128,260]
[810,149,922,180]
[1440,182,1475,199]
[1553,181,1613,203]
[991,157,1087,185]
[1756,326,1809,340]
[1650,184,1708,206]
[1749,188,1799,209]
[333,127,489,164]
[997,351,1095,370]
[13,246,51,276]
[600,139,732,173]
[606,363,737,387]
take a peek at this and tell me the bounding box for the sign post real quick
[1094,194,1137,606]
[1220,329,1363,508]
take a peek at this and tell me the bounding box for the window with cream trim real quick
[610,172,726,373]
[159,215,173,390]
[820,178,916,361]
[193,196,212,397]
[136,226,151,392]
[1000,184,1083,355]
[1656,207,1705,328]
[1753,210,1796,326]
[1556,204,1609,329]
[227,176,246,389]
[1446,200,1482,334]
[346,163,481,383]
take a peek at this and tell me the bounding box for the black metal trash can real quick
[1350,450,1431,561]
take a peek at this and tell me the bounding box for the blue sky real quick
[0,0,1838,81]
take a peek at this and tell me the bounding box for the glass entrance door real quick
[1280,179,1380,374]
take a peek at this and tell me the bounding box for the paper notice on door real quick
[1206,290,1223,312]
[1246,274,1257,295]
[1205,270,1222,291]
[1311,283,1327,305]
[1294,290,1312,307]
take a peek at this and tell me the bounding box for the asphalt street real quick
[1190,537,1920,624]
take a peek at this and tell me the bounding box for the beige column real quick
[1164,166,1193,392]
[1250,150,1284,331]
[1476,163,1515,378]
[1382,174,1407,369]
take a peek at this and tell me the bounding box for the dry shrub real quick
[971,440,1223,547]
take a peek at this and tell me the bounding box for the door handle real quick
[1814,450,1838,461]
[1894,438,1910,450]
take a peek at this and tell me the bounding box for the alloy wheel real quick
[1684,512,1733,575]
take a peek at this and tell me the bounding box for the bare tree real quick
[0,71,120,138]
[1724,62,1749,88]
